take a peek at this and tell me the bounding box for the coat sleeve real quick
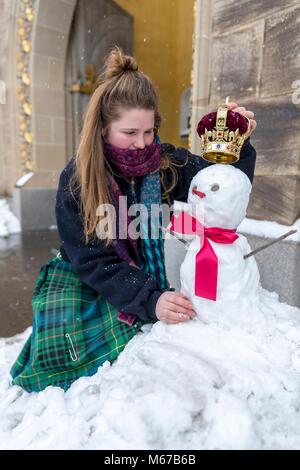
[55,164,163,322]
[170,137,256,203]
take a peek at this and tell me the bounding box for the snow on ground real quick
[238,217,300,242]
[0,199,21,237]
[1,286,300,450]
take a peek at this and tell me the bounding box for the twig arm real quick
[160,226,189,246]
[243,229,297,259]
[161,226,298,260]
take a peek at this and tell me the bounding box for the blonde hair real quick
[70,46,183,245]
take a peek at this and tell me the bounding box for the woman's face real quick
[103,108,155,149]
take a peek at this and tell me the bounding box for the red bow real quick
[170,211,239,301]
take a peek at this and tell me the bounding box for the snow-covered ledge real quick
[238,218,300,243]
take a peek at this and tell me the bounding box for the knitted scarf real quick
[103,138,169,323]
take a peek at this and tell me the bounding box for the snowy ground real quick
[1,286,300,450]
[0,199,21,237]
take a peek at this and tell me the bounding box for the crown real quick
[196,97,251,164]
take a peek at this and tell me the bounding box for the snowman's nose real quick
[192,187,206,198]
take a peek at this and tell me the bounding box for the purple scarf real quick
[103,139,161,177]
[102,138,163,326]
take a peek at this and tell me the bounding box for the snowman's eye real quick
[211,184,220,192]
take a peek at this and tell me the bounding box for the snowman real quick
[170,164,266,328]
[169,101,275,330]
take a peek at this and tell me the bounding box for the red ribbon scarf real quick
[170,211,239,301]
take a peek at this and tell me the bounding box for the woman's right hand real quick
[155,291,197,324]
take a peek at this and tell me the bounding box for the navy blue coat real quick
[55,139,256,322]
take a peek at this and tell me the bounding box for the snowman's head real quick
[188,165,252,228]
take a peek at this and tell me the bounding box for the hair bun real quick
[103,46,138,80]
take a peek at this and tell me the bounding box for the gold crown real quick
[198,97,251,164]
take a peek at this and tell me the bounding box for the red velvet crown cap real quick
[197,110,249,137]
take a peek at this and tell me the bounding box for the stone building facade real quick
[0,0,134,229]
[0,0,299,228]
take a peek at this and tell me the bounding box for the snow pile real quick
[0,166,299,450]
[0,289,300,450]
[0,199,21,237]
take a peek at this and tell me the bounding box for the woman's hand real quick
[155,291,197,324]
[227,102,257,136]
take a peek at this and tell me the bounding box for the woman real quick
[11,47,257,392]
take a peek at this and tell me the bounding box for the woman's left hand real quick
[227,102,257,136]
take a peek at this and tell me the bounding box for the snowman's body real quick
[178,165,262,326]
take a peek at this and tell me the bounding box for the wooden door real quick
[65,0,133,160]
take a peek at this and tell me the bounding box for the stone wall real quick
[165,234,300,308]
[191,0,300,225]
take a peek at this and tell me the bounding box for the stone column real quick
[0,0,19,195]
[190,0,213,155]
[10,0,77,230]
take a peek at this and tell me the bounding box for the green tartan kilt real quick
[10,254,148,392]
